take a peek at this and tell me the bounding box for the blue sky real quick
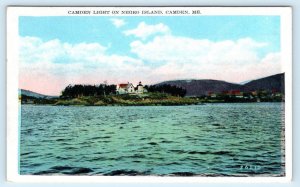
[19,16,280,57]
[19,16,282,95]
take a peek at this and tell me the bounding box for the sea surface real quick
[20,103,285,176]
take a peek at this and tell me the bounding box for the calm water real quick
[20,103,285,176]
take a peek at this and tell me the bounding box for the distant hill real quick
[155,73,285,96]
[20,73,284,98]
[243,73,285,93]
[156,80,242,97]
[19,89,58,99]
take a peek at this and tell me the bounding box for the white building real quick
[136,81,144,94]
[116,81,147,95]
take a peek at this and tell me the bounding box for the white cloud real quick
[19,35,282,95]
[130,35,268,65]
[129,35,282,83]
[20,36,107,65]
[110,18,126,28]
[19,36,148,95]
[123,22,170,40]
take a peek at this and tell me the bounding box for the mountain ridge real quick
[19,89,59,99]
[20,73,284,98]
[155,73,284,96]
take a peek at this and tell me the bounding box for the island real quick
[20,73,285,106]
[21,82,200,106]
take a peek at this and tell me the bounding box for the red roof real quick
[118,84,128,88]
[230,90,241,95]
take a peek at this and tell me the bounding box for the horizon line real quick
[19,72,284,96]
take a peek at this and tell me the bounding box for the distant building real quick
[116,83,135,94]
[222,91,230,95]
[251,91,258,96]
[116,81,147,95]
[136,81,145,94]
[229,90,243,98]
[207,91,217,98]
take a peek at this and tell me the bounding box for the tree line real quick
[60,84,187,98]
[145,85,186,97]
[61,84,116,98]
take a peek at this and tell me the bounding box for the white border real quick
[6,6,292,183]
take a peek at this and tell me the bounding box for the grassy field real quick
[54,93,200,106]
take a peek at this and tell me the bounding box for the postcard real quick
[6,7,292,183]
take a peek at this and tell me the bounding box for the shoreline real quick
[20,101,284,107]
[20,92,285,106]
